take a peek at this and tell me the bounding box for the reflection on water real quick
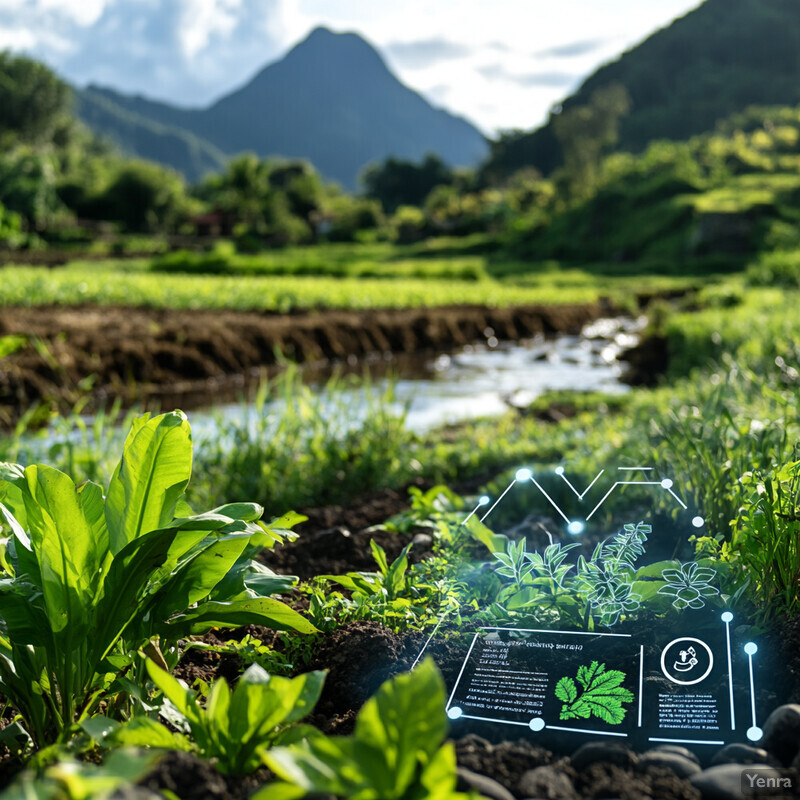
[190,315,645,439]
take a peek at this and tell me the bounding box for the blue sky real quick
[0,0,702,133]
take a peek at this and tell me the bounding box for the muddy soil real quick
[0,300,612,425]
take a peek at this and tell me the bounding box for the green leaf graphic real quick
[555,662,634,725]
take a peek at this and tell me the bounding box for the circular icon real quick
[529,717,545,732]
[747,726,763,742]
[660,637,714,686]
[447,706,463,720]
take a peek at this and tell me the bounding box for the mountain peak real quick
[281,25,389,76]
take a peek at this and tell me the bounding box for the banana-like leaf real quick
[105,412,193,554]
[161,598,317,635]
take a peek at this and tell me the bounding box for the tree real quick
[0,51,71,144]
[551,83,632,200]
[361,154,454,213]
[99,161,189,232]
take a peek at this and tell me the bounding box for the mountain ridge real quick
[76,26,488,187]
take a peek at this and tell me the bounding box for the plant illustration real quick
[554,661,634,724]
[576,523,650,625]
[493,537,535,586]
[658,561,719,609]
[602,522,650,569]
[527,542,581,587]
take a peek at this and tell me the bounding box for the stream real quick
[188,314,645,441]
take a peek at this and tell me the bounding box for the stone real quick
[690,764,753,800]
[456,768,516,800]
[518,766,578,799]
[570,742,636,772]
[411,532,433,547]
[636,750,701,779]
[761,704,800,765]
[649,744,700,765]
[710,743,778,767]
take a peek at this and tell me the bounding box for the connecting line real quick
[547,725,627,737]
[559,469,604,500]
[665,487,688,510]
[724,618,736,730]
[618,467,654,471]
[528,476,571,524]
[649,737,725,746]
[461,500,485,526]
[748,651,757,729]
[586,481,667,520]
[410,609,450,670]
[638,645,644,727]
[480,479,517,523]
[446,632,480,709]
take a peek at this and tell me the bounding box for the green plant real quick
[93,660,325,777]
[307,540,457,633]
[0,749,159,800]
[555,661,634,724]
[731,458,800,621]
[0,411,314,748]
[254,659,478,800]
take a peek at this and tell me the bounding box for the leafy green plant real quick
[307,540,457,633]
[555,661,634,724]
[0,749,159,800]
[731,458,800,621]
[93,660,325,777]
[0,411,315,748]
[658,561,719,609]
[254,659,478,800]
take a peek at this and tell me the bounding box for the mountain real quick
[75,89,226,182]
[486,0,800,178]
[76,27,488,188]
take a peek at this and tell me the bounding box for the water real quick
[10,315,644,464]
[188,315,645,440]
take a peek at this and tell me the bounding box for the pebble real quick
[649,744,700,765]
[761,703,800,765]
[570,742,637,771]
[690,764,753,800]
[518,765,577,799]
[411,532,433,547]
[710,743,778,767]
[456,767,516,800]
[636,749,701,779]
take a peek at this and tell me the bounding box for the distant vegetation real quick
[3,2,800,298]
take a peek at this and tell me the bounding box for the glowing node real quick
[744,642,758,656]
[555,466,565,476]
[447,706,463,720]
[478,495,490,506]
[692,516,705,528]
[567,520,585,535]
[747,726,763,742]
[660,478,674,489]
[721,611,734,623]
[515,468,533,482]
[529,717,545,732]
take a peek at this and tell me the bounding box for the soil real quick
[0,300,613,425]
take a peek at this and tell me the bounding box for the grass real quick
[0,255,698,312]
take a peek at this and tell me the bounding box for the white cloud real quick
[0,0,703,131]
[36,0,108,26]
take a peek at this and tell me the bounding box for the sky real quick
[0,0,703,134]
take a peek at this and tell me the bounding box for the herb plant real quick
[0,411,315,748]
[96,660,325,777]
[255,659,478,800]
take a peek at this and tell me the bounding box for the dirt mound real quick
[0,301,611,425]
